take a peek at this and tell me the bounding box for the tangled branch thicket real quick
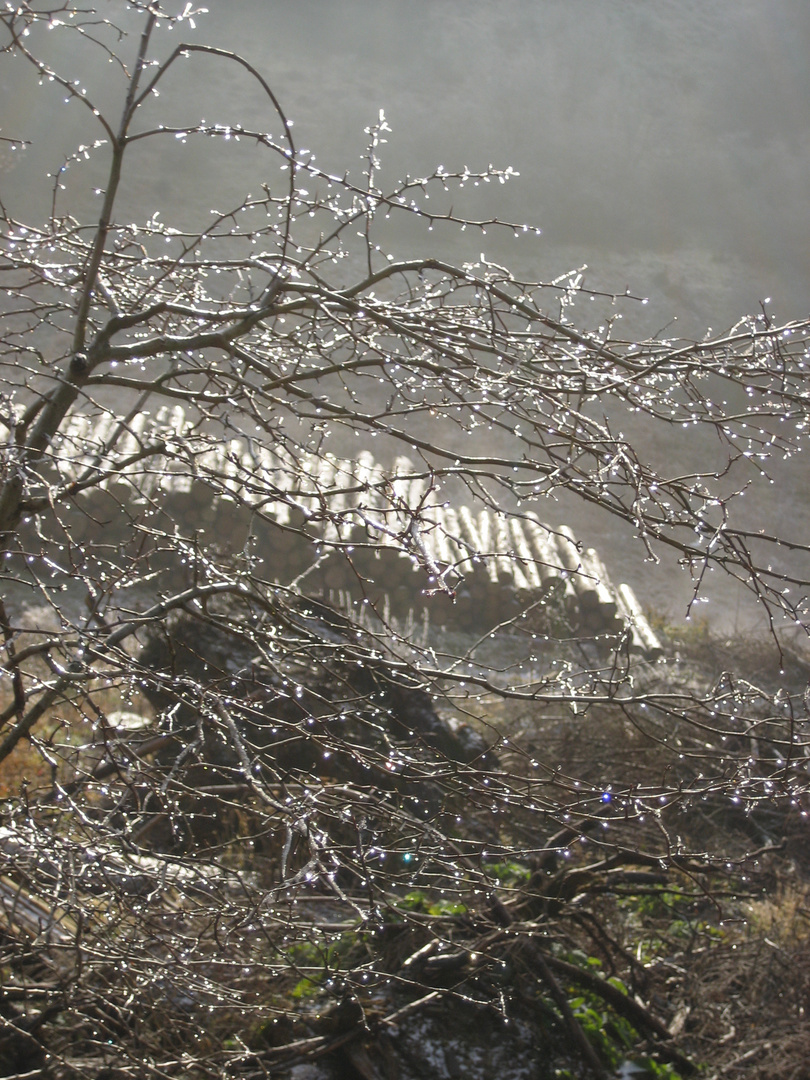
[1,5,810,1078]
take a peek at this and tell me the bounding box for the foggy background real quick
[2,1,808,629]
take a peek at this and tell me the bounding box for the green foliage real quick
[400,889,468,916]
[553,958,684,1079]
[618,884,727,962]
[286,929,371,999]
[484,859,532,887]
[290,976,319,1001]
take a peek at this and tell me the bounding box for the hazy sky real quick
[3,1,809,623]
[3,1,808,336]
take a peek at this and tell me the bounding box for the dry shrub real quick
[0,739,51,798]
[683,933,810,1079]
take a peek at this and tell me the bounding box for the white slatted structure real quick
[53,409,663,656]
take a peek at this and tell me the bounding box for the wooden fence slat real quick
[47,425,657,645]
